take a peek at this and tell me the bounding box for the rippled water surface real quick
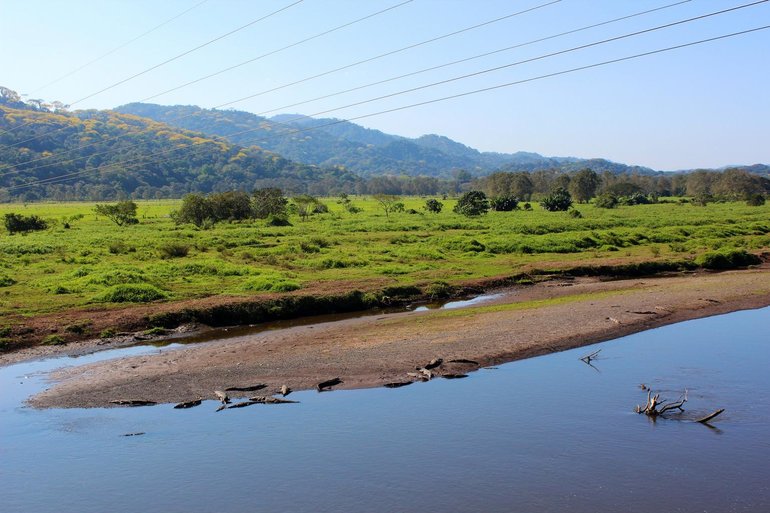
[1,307,769,513]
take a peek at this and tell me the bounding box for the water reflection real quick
[1,308,769,513]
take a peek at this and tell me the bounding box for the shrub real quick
[424,281,453,299]
[747,194,766,206]
[4,213,48,234]
[242,276,300,292]
[108,241,136,254]
[266,213,292,226]
[43,334,66,346]
[99,328,118,339]
[453,191,489,216]
[541,188,573,211]
[65,321,91,335]
[94,201,138,226]
[252,188,288,219]
[523,202,532,211]
[96,284,168,303]
[424,198,443,213]
[0,275,15,287]
[594,193,619,209]
[696,249,761,270]
[568,209,583,218]
[158,242,190,258]
[490,196,518,212]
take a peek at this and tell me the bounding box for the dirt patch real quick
[27,268,770,408]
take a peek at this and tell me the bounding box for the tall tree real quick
[569,168,600,203]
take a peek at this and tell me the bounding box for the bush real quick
[99,328,118,339]
[453,191,489,216]
[541,188,573,211]
[94,201,138,226]
[0,275,15,287]
[158,242,190,258]
[4,213,48,234]
[424,199,443,213]
[523,202,532,211]
[747,194,766,206]
[266,213,292,226]
[594,193,619,209]
[696,249,761,270]
[108,241,136,254]
[424,281,453,299]
[96,284,168,303]
[252,188,288,219]
[490,196,518,212]
[43,334,66,346]
[568,209,583,218]
[242,276,300,292]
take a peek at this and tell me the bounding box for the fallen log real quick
[441,374,468,379]
[695,408,725,424]
[248,396,299,404]
[225,384,267,392]
[448,359,478,365]
[317,377,343,391]
[384,381,413,388]
[173,399,202,409]
[110,400,157,407]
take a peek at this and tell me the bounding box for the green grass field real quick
[1,197,768,320]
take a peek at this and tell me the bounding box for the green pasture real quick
[1,197,768,319]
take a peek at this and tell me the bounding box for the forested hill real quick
[115,103,660,178]
[0,101,358,202]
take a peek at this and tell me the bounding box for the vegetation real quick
[4,213,48,234]
[0,195,768,323]
[94,201,138,226]
[424,198,443,213]
[453,191,489,216]
[541,188,573,212]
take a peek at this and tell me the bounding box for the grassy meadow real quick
[1,196,768,322]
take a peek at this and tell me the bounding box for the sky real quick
[1,0,768,171]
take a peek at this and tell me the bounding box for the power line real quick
[30,0,212,94]
[210,0,563,110]
[265,0,768,130]
[6,25,767,193]
[253,0,693,117]
[140,0,418,102]
[68,0,305,106]
[0,0,302,140]
[0,1,759,179]
[0,0,561,167]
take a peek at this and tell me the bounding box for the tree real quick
[569,168,600,203]
[453,190,489,216]
[292,194,320,221]
[594,193,619,209]
[541,188,573,212]
[173,194,211,227]
[373,194,402,218]
[489,196,518,212]
[252,187,288,218]
[94,201,138,226]
[510,172,534,201]
[4,213,47,234]
[208,191,252,221]
[424,198,443,213]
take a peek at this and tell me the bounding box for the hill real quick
[116,103,661,178]
[0,98,358,202]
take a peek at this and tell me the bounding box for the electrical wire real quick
[6,24,767,193]
[0,0,758,178]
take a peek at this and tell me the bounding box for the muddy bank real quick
[28,267,770,409]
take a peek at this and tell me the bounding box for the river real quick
[1,307,769,512]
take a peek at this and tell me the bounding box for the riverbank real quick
[26,266,770,408]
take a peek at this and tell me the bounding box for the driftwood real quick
[248,396,299,404]
[121,432,146,437]
[384,381,413,388]
[695,409,725,424]
[317,377,343,391]
[174,399,202,409]
[441,373,468,379]
[225,384,267,392]
[214,390,230,404]
[422,358,443,370]
[636,388,725,424]
[110,399,157,407]
[280,385,291,396]
[579,349,601,364]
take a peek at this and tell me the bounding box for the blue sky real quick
[2,0,768,170]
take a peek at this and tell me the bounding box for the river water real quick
[1,307,769,513]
